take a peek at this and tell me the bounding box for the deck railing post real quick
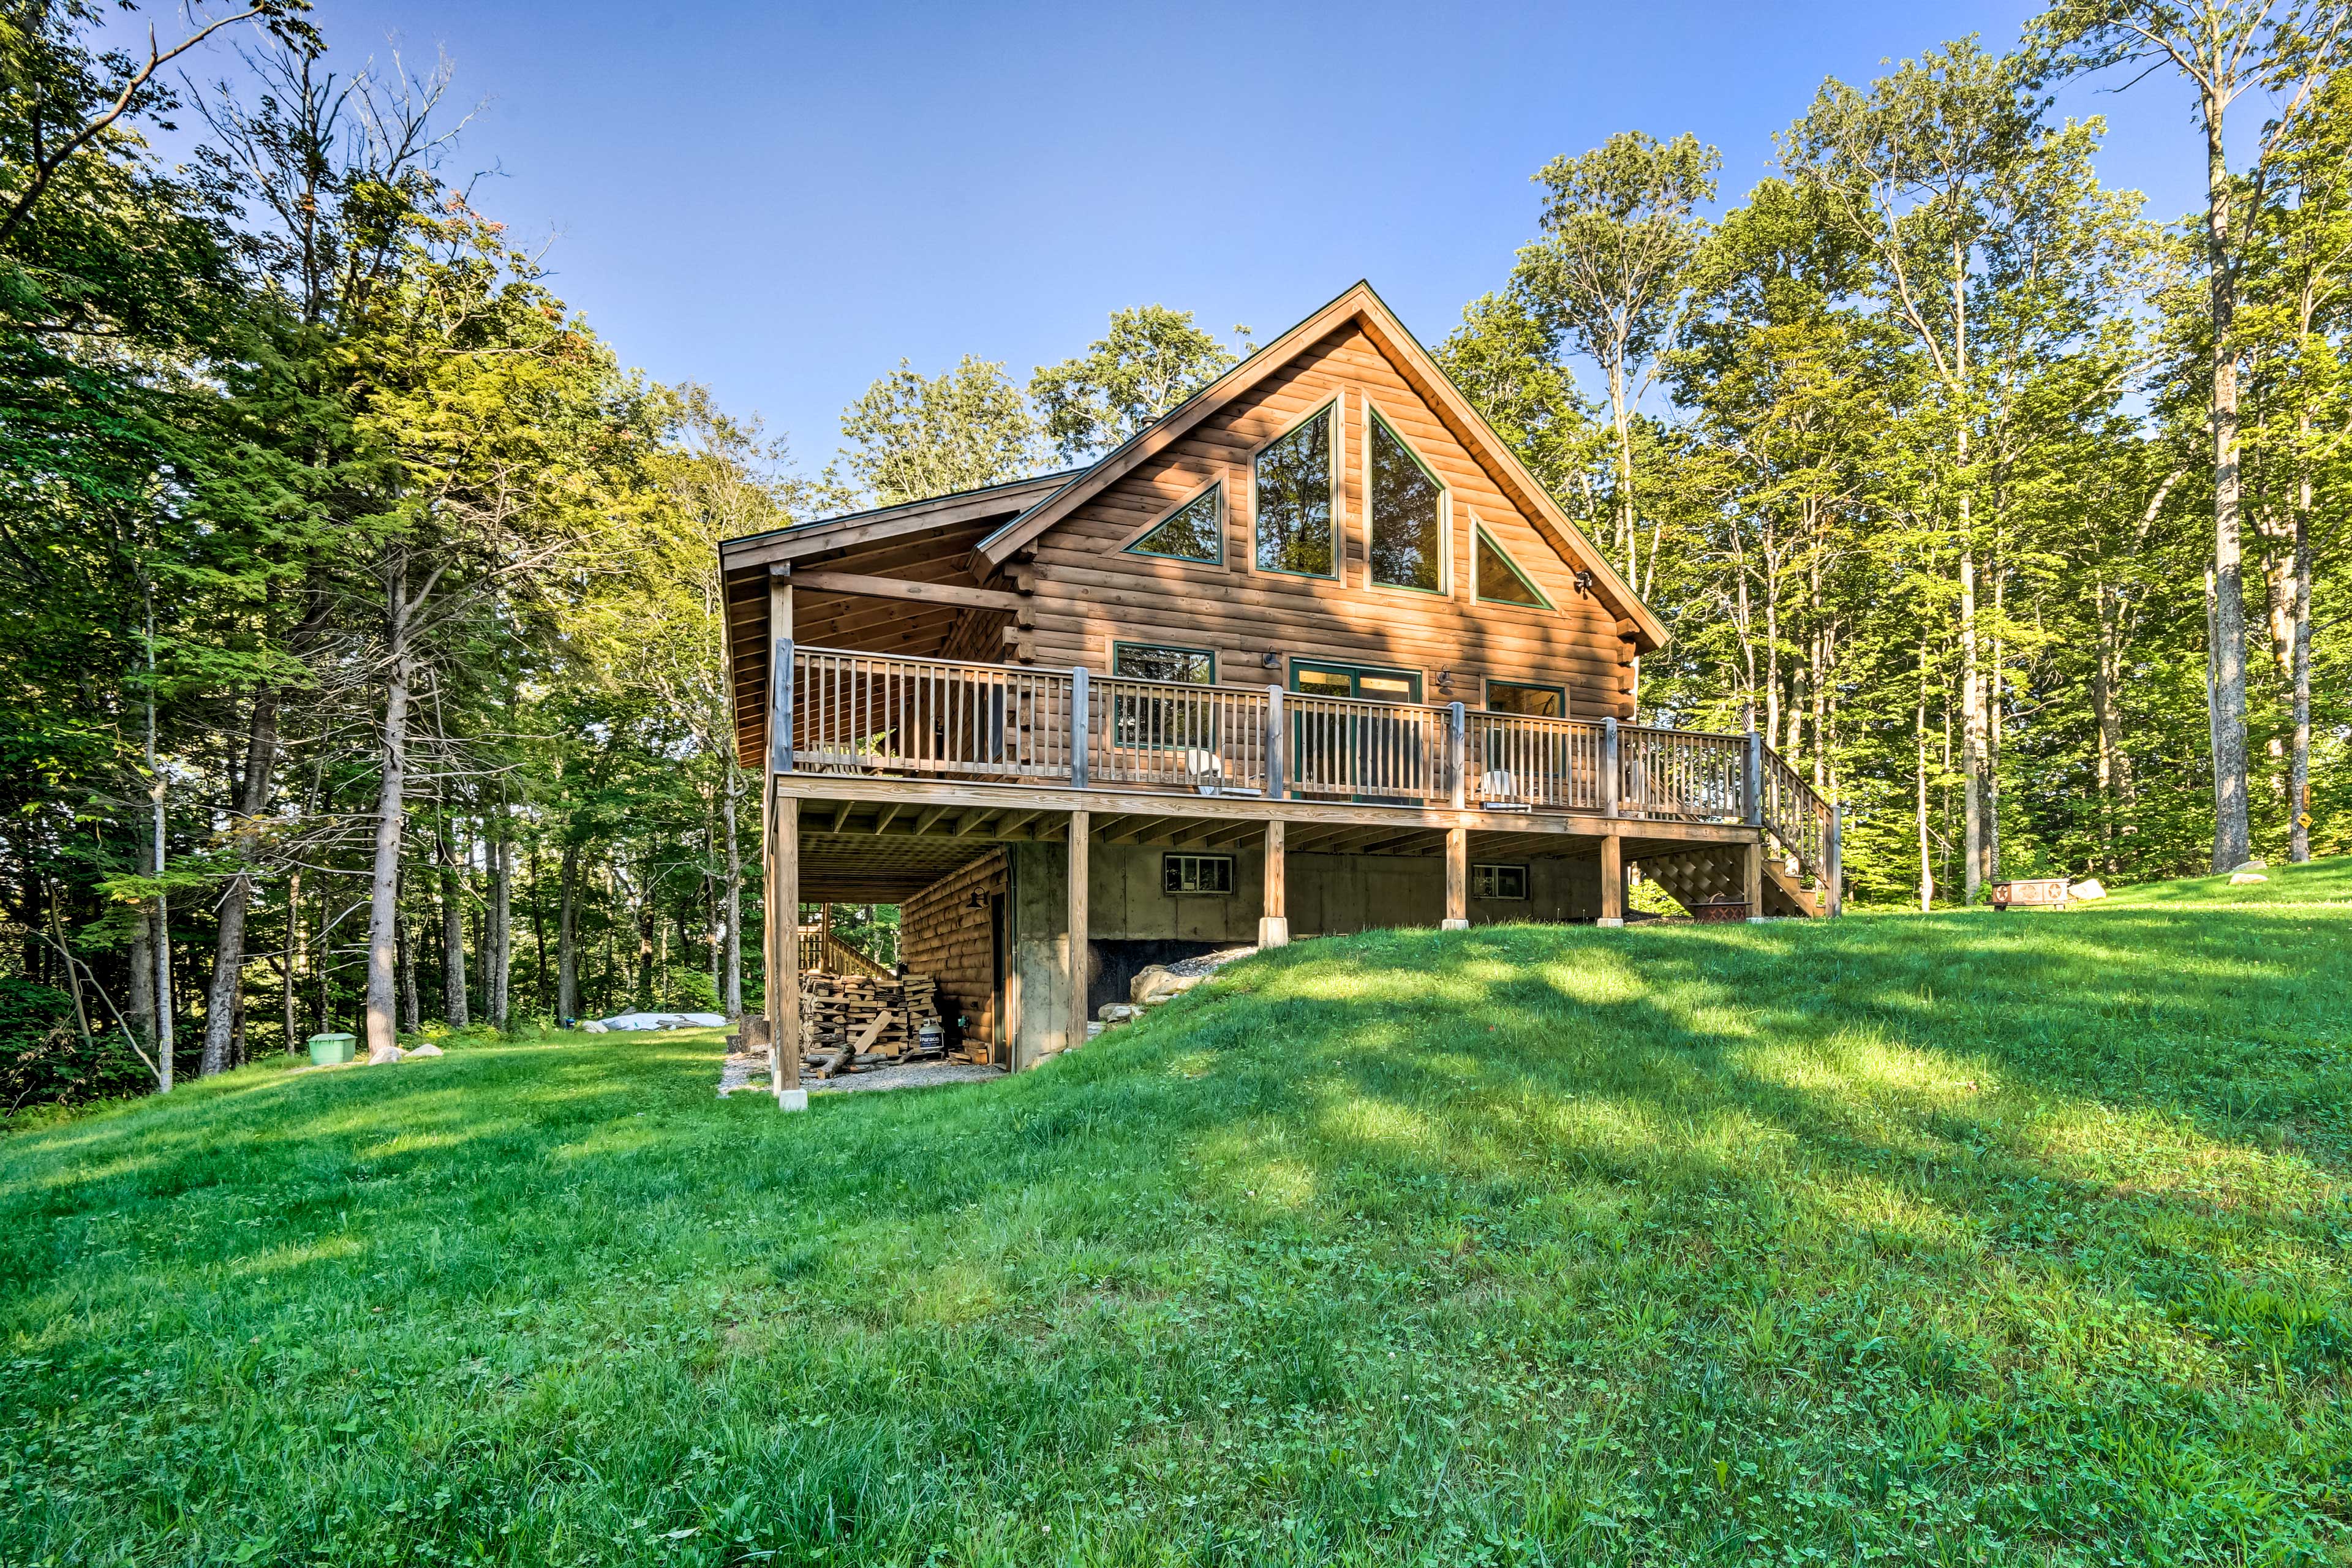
[1264,686,1285,801]
[1447,701,1467,809]
[1601,717,1619,819]
[1744,730,1763,828]
[1826,801,1844,918]
[769,638,795,775]
[1068,665,1089,790]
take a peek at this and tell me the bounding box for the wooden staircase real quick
[1636,845,1820,919]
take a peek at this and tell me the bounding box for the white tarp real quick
[593,1011,728,1032]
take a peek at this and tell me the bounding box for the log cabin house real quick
[722,282,1839,1104]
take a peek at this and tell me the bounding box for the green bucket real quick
[307,1032,356,1066]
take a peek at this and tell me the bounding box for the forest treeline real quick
[2,1,2345,1108]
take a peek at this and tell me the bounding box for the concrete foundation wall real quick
[1006,839,1603,1067]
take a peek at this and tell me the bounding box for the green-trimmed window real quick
[1474,526,1552,608]
[1112,643,1214,684]
[1128,485,1221,564]
[1486,680,1566,718]
[1254,405,1335,576]
[1368,410,1445,592]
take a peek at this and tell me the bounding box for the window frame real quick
[1472,521,1556,611]
[1471,862,1530,901]
[1248,396,1343,582]
[1110,640,1217,685]
[1162,852,1237,897]
[1121,477,1224,567]
[1483,679,1569,719]
[1362,399,1452,598]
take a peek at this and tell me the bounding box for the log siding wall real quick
[1018,325,1636,718]
[900,850,1007,1055]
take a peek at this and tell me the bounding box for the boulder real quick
[2232,859,2268,873]
[366,1044,405,1065]
[581,1020,609,1034]
[1098,1002,1142,1025]
[406,1042,445,1058]
[2230,871,2268,885]
[2071,878,2107,900]
[1131,967,1204,1006]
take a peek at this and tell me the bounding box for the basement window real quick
[1163,853,1236,895]
[1472,863,1529,900]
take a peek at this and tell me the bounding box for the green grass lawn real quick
[6,861,2351,1566]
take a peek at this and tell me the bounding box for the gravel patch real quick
[718,1049,1005,1098]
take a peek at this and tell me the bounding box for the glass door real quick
[1289,661,1424,801]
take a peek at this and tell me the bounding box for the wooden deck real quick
[766,643,1838,883]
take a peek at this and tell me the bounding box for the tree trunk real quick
[1950,251,1988,905]
[1916,630,1934,913]
[127,893,156,1060]
[2092,575,2124,875]
[2290,434,2312,863]
[282,868,301,1053]
[2202,84,2253,872]
[635,868,655,1009]
[722,765,743,1019]
[398,902,420,1033]
[364,639,413,1063]
[530,842,549,1017]
[437,812,469,1028]
[488,796,511,1026]
[201,695,279,1076]
[557,840,580,1025]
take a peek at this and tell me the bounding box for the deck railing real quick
[1284,689,1450,802]
[790,647,1074,783]
[775,643,1839,886]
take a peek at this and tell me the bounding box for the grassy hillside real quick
[5,860,2350,1566]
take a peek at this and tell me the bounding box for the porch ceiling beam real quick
[996,809,1044,840]
[914,804,955,835]
[829,799,856,834]
[870,802,902,835]
[953,809,999,837]
[779,567,1025,614]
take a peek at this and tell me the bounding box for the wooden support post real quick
[1264,686,1286,801]
[1068,665,1090,790]
[1597,832,1624,927]
[1743,835,1765,924]
[1826,803,1844,918]
[768,788,805,1109]
[1743,729,1763,828]
[767,580,794,777]
[1447,701,1467,809]
[1259,818,1289,948]
[1443,826,1469,930]
[1066,809,1090,1054]
[1601,716,1619,819]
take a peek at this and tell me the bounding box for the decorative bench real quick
[1991,878,2070,911]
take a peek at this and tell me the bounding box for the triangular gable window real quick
[1127,484,1222,564]
[1368,408,1446,593]
[1475,526,1552,608]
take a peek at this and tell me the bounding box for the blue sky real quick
[177,1,2214,469]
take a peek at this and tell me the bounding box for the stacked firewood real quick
[801,972,945,1076]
